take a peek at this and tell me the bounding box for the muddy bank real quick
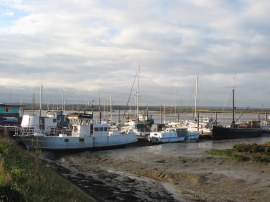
[46,158,179,202]
[43,140,270,202]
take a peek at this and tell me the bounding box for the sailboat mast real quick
[194,76,198,118]
[232,88,235,128]
[39,85,43,117]
[136,66,140,119]
[110,94,112,122]
[62,91,64,112]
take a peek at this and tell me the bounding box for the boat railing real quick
[49,127,72,136]
[15,127,35,136]
[14,126,72,136]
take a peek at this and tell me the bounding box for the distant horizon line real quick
[2,102,269,111]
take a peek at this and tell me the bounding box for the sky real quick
[0,0,270,109]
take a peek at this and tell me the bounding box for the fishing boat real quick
[148,127,199,144]
[15,113,137,150]
[212,88,262,140]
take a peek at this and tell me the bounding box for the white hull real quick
[20,134,137,150]
[16,113,138,150]
[148,127,199,144]
[149,136,186,143]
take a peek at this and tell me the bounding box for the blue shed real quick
[0,104,24,118]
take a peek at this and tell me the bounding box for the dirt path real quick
[44,144,270,202]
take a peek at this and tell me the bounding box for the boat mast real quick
[62,91,65,113]
[231,87,235,128]
[99,91,101,123]
[39,85,43,117]
[136,66,140,119]
[110,94,112,122]
[32,93,36,115]
[194,76,198,119]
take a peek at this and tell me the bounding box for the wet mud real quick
[43,138,270,202]
[48,161,179,202]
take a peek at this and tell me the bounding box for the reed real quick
[0,135,92,202]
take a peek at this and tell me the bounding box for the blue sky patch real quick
[0,4,28,27]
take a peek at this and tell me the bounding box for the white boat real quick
[148,127,199,144]
[166,117,213,136]
[121,113,154,138]
[15,113,137,150]
[185,117,214,135]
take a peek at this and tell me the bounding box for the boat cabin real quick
[21,115,57,131]
[46,110,69,127]
[68,113,111,137]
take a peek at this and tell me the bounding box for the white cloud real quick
[0,0,270,107]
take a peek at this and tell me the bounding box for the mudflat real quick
[45,141,270,202]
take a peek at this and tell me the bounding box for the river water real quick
[95,136,270,159]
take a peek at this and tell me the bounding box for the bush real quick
[231,154,249,161]
[233,143,269,154]
[209,142,270,163]
[233,144,250,152]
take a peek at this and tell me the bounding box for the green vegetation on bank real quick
[207,142,270,163]
[0,133,92,202]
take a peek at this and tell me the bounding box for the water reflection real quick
[129,137,270,156]
[50,136,270,161]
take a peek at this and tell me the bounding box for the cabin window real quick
[4,107,11,112]
[94,127,105,131]
[53,119,57,123]
[64,139,69,142]
[90,124,93,134]
[79,138,84,142]
[104,127,108,131]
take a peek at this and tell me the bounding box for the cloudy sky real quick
[0,0,270,109]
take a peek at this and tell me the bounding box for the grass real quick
[0,132,92,202]
[206,141,270,163]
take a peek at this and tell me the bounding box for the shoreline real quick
[43,139,270,202]
[46,158,179,201]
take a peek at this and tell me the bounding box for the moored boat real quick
[148,127,199,144]
[212,88,263,140]
[15,113,137,150]
[212,124,262,140]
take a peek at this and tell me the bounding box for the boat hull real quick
[148,136,186,144]
[212,126,262,140]
[18,135,137,151]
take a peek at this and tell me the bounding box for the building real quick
[0,104,24,119]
